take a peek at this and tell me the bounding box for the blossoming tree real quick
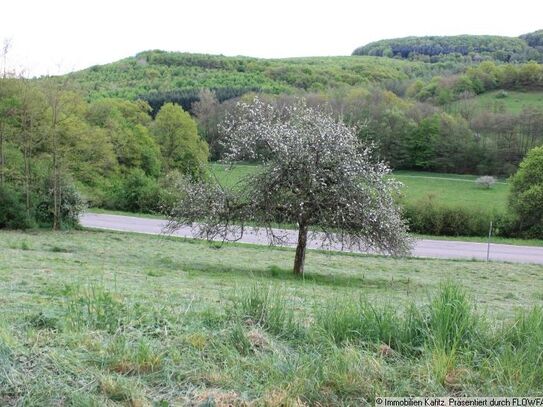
[167,97,412,275]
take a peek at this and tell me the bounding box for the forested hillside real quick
[23,47,543,192]
[56,51,443,112]
[353,31,543,62]
[353,31,543,63]
[520,29,543,51]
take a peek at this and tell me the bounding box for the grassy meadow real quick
[210,164,509,212]
[1,229,543,405]
[449,90,543,114]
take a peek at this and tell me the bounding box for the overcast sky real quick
[2,0,542,77]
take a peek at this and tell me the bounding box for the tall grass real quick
[5,279,543,403]
[314,296,402,346]
[227,283,543,395]
[65,285,127,333]
[492,307,543,390]
[229,285,304,339]
[312,282,480,355]
[427,283,481,352]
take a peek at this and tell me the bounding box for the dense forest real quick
[353,30,543,63]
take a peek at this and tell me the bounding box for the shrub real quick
[35,176,87,228]
[117,169,161,213]
[157,170,187,214]
[0,185,34,229]
[475,175,497,189]
[404,195,494,236]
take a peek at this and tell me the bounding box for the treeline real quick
[194,87,543,175]
[353,33,543,63]
[141,86,262,116]
[520,30,543,51]
[0,78,208,228]
[409,61,543,104]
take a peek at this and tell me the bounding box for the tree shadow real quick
[181,261,418,291]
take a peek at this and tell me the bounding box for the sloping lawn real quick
[1,230,542,404]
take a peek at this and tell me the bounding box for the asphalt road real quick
[80,213,543,265]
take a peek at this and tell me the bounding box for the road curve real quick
[80,213,543,265]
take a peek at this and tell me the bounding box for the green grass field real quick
[393,171,508,212]
[210,164,509,212]
[449,90,543,114]
[1,229,543,404]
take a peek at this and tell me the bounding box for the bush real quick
[404,195,495,236]
[94,171,167,214]
[117,169,161,213]
[35,177,87,228]
[0,185,34,229]
[475,175,497,189]
[157,170,187,214]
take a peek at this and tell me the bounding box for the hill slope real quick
[59,50,440,110]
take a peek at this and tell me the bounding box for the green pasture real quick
[210,164,510,212]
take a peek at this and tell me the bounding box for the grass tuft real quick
[427,282,480,353]
[65,284,127,334]
[229,284,304,339]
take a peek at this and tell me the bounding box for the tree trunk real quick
[52,127,61,231]
[293,222,309,275]
[24,130,31,217]
[52,153,60,231]
[0,122,4,187]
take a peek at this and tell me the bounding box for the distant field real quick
[449,90,543,114]
[394,170,508,212]
[210,164,509,213]
[1,229,542,403]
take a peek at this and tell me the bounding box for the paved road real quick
[80,213,543,265]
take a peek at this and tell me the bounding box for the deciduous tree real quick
[152,102,208,176]
[509,146,543,238]
[167,98,411,275]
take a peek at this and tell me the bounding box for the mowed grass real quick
[393,171,508,212]
[450,90,543,114]
[210,164,509,212]
[1,229,543,404]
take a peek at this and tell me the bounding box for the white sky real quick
[2,0,543,77]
